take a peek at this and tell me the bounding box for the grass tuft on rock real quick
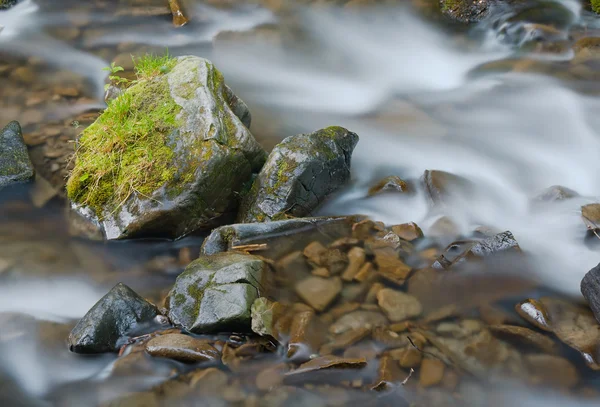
[66,53,180,217]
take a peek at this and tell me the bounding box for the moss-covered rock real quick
[237,126,359,223]
[0,0,19,10]
[0,121,34,191]
[66,55,266,240]
[166,252,271,333]
[68,283,162,354]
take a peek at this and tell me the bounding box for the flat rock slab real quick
[167,252,269,333]
[238,126,359,222]
[68,283,161,354]
[0,121,35,190]
[145,333,220,363]
[295,276,342,312]
[377,288,422,322]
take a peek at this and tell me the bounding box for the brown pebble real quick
[354,262,374,282]
[341,247,366,282]
[419,358,445,388]
[391,222,424,242]
[368,175,409,196]
[377,288,422,322]
[390,347,422,368]
[295,276,342,312]
[525,354,579,388]
[145,334,219,363]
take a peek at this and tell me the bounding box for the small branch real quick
[401,368,414,385]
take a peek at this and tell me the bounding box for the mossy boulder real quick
[0,0,19,10]
[68,283,161,354]
[237,126,359,223]
[66,55,266,240]
[0,121,34,191]
[166,252,270,333]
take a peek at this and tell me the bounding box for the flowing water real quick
[1,0,600,405]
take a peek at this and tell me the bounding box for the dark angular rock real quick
[68,283,161,354]
[167,252,270,333]
[581,263,600,324]
[439,0,489,23]
[0,121,34,190]
[237,126,359,223]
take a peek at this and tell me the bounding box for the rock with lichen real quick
[0,121,34,191]
[68,283,162,354]
[237,126,359,223]
[66,55,266,240]
[166,252,271,333]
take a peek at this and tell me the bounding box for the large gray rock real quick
[237,126,358,223]
[68,283,161,354]
[66,55,266,240]
[581,263,600,324]
[167,252,270,333]
[0,121,34,190]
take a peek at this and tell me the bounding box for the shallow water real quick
[1,0,600,405]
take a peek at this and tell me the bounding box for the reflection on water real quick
[1,0,600,405]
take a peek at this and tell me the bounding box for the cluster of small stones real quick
[62,211,600,406]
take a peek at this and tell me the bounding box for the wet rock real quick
[283,355,367,385]
[581,204,600,231]
[539,297,600,370]
[432,231,520,269]
[582,262,600,323]
[341,247,366,281]
[295,276,342,312]
[532,185,578,202]
[439,0,489,23]
[66,56,266,240]
[329,310,388,335]
[419,358,445,388]
[168,0,189,27]
[377,288,422,322]
[167,252,269,333]
[374,252,412,285]
[68,283,161,353]
[320,327,371,355]
[390,347,423,368]
[201,216,362,257]
[372,354,403,391]
[515,298,553,331]
[525,354,579,388]
[423,170,474,205]
[488,324,558,354]
[238,126,359,222]
[0,121,35,191]
[287,310,327,360]
[251,297,285,338]
[390,222,423,242]
[145,333,219,363]
[368,175,409,196]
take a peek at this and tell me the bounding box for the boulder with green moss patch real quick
[237,126,359,223]
[166,252,270,333]
[0,121,35,191]
[0,0,19,10]
[66,55,266,240]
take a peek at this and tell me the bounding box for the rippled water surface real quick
[1,0,600,405]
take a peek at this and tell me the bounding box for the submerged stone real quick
[582,204,600,231]
[367,175,409,196]
[166,252,269,333]
[145,333,219,363]
[237,126,359,223]
[0,121,35,190]
[68,283,161,354]
[532,185,578,202]
[422,170,474,206]
[66,55,266,240]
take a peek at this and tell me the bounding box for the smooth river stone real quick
[145,333,219,363]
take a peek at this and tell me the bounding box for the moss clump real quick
[66,54,179,217]
[592,0,600,14]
